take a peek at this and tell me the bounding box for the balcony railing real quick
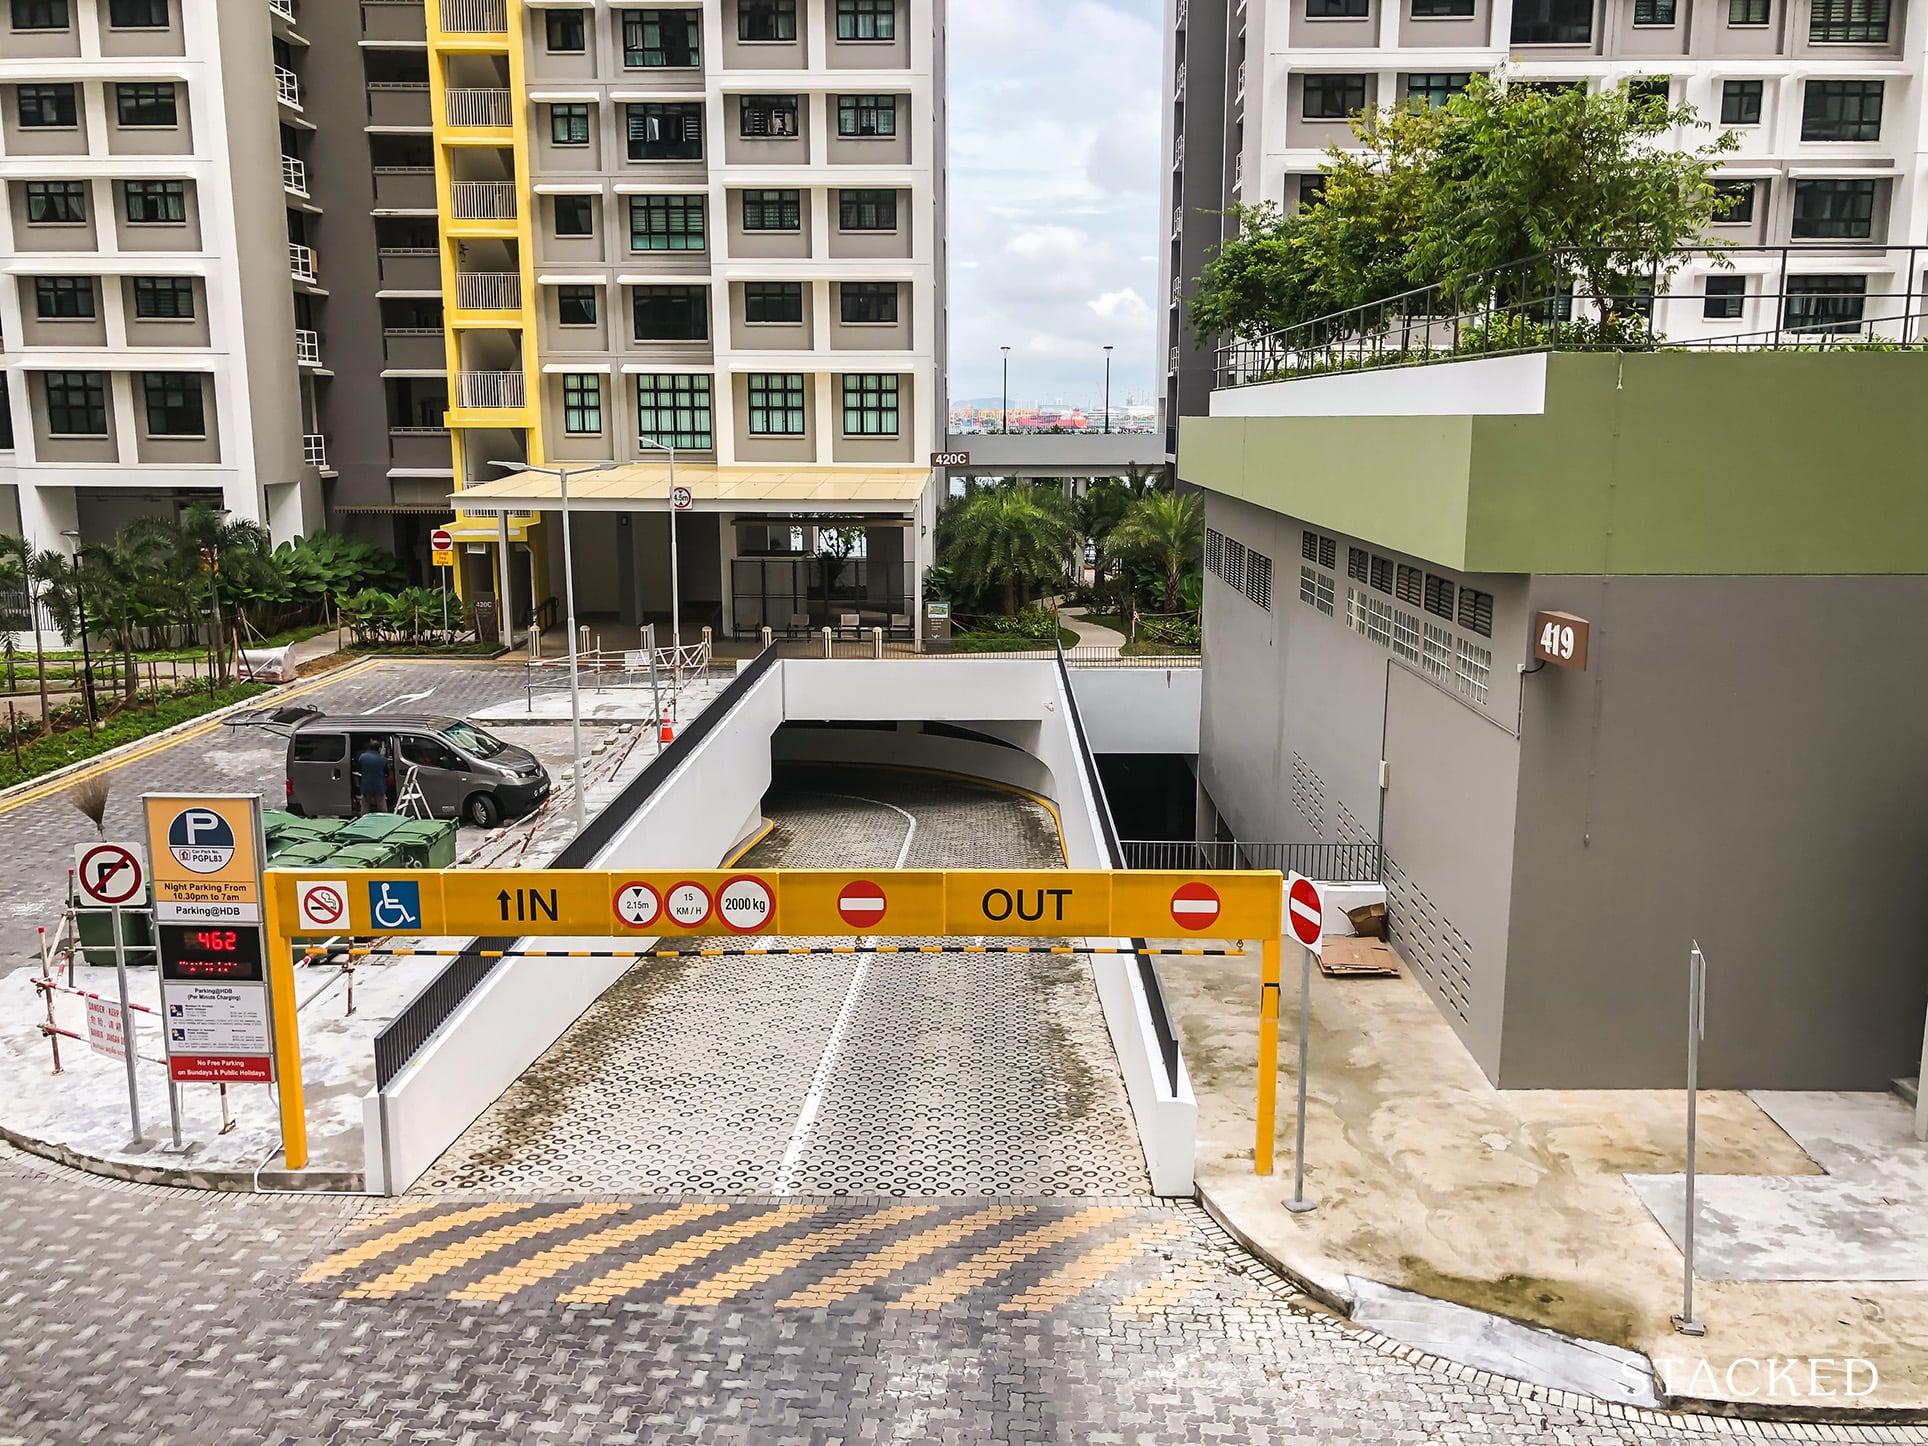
[439,0,508,32]
[288,242,318,282]
[450,180,517,220]
[275,64,300,108]
[303,433,327,467]
[1236,60,1246,101]
[268,0,295,21]
[1174,61,1186,100]
[1172,135,1184,170]
[1172,204,1183,238]
[445,87,512,128]
[1216,245,1928,387]
[455,271,519,311]
[1121,839,1382,882]
[457,370,525,410]
[295,328,320,364]
[281,155,307,195]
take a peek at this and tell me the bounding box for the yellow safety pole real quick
[262,879,307,1170]
[1257,934,1280,1175]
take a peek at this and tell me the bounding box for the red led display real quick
[158,925,265,984]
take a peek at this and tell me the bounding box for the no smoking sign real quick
[297,879,349,933]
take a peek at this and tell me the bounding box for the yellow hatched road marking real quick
[301,1202,532,1283]
[886,1207,1135,1310]
[666,1204,939,1307]
[343,1202,631,1300]
[1111,1259,1231,1316]
[997,1220,1186,1313]
[452,1201,733,1303]
[559,1205,824,1305]
[777,1205,1036,1309]
[341,1199,446,1235]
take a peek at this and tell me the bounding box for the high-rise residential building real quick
[428,0,949,643]
[1158,0,1927,464]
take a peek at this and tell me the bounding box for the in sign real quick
[670,485,694,512]
[1169,881,1221,932]
[613,881,661,930]
[430,527,454,552]
[837,879,888,929]
[666,881,712,929]
[716,875,775,933]
[1286,874,1324,954]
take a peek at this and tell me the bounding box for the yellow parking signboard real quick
[144,794,264,924]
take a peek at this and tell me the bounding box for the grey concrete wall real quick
[1503,575,1928,1090]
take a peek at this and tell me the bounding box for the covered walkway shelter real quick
[449,463,943,647]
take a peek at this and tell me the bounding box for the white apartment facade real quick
[0,0,327,550]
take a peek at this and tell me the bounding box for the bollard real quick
[821,626,833,659]
[760,625,772,652]
[38,929,61,1075]
[871,626,883,659]
[701,625,712,653]
[218,1082,236,1135]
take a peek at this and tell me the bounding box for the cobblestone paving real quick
[415,771,1148,1196]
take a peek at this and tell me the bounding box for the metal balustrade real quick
[281,155,307,194]
[445,87,512,128]
[455,271,520,310]
[457,370,525,410]
[303,433,327,466]
[294,328,320,365]
[439,0,507,31]
[288,242,318,282]
[275,65,300,107]
[268,0,295,20]
[450,180,517,220]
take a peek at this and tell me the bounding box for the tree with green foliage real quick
[1109,490,1205,613]
[124,503,278,682]
[1189,75,1738,342]
[937,483,1080,616]
[0,534,50,725]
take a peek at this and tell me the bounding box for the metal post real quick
[165,1080,185,1153]
[668,448,682,691]
[110,906,145,1150]
[1001,346,1010,432]
[645,622,661,732]
[38,927,61,1075]
[1103,345,1113,434]
[1256,936,1280,1174]
[1673,942,1708,1336]
[497,511,515,647]
[218,1082,234,1135]
[558,468,588,834]
[1287,942,1317,1212]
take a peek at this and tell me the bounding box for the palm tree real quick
[0,535,50,728]
[938,483,1079,616]
[1110,490,1205,613]
[124,503,277,682]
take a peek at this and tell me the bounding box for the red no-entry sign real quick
[430,527,454,552]
[1169,881,1221,931]
[1287,874,1324,954]
[837,879,888,929]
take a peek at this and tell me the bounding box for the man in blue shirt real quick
[355,740,390,814]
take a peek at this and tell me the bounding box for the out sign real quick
[1532,611,1590,671]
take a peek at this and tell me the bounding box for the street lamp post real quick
[1001,346,1011,434]
[59,530,96,735]
[1103,346,1114,435]
[633,435,681,687]
[490,459,617,834]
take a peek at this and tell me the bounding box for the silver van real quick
[285,714,550,827]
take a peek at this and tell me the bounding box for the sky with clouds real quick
[945,0,1162,410]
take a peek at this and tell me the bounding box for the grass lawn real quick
[344,640,505,658]
[1077,612,1130,637]
[946,626,1081,654]
[0,682,271,791]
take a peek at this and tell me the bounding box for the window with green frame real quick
[747,373,805,434]
[1406,72,1470,108]
[629,194,705,251]
[635,373,712,449]
[623,8,699,66]
[842,374,898,436]
[562,374,603,435]
[550,102,590,145]
[836,0,894,39]
[837,94,897,137]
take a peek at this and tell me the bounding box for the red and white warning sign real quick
[74,842,147,908]
[430,527,454,553]
[665,881,712,929]
[86,996,127,1061]
[1169,881,1221,932]
[1286,873,1325,954]
[296,879,349,933]
[613,881,662,930]
[717,875,775,933]
[837,879,888,929]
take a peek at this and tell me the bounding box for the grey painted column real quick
[496,511,514,646]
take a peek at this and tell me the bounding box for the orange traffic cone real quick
[659,712,675,744]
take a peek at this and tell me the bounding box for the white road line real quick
[771,792,918,1194]
[365,688,436,715]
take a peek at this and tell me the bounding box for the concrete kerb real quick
[1196,1183,1928,1430]
[0,1121,361,1194]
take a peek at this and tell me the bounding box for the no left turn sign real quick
[717,875,774,933]
[75,843,147,907]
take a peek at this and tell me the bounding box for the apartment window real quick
[1369,555,1393,593]
[837,0,895,39]
[1347,547,1368,582]
[1703,274,1745,319]
[1300,530,1336,570]
[1714,178,1758,221]
[1423,572,1455,620]
[1454,637,1493,703]
[10,0,67,28]
[1298,174,1327,208]
[1299,566,1335,616]
[843,374,898,435]
[1510,0,1592,43]
[108,0,168,26]
[839,188,897,230]
[25,180,86,224]
[133,276,195,319]
[743,188,801,230]
[841,282,898,323]
[44,372,105,434]
[1801,80,1882,140]
[629,194,705,251]
[624,9,699,67]
[740,94,800,138]
[636,373,712,449]
[1407,72,1471,108]
[18,84,78,129]
[1720,80,1762,125]
[837,94,898,137]
[1783,275,1866,333]
[1792,178,1876,239]
[123,180,186,224]
[1308,0,1369,15]
[554,194,595,237]
[143,372,204,436]
[1632,0,1675,22]
[1728,0,1769,21]
[745,281,803,324]
[115,83,178,128]
[1456,587,1493,637]
[545,8,585,51]
[1810,0,1889,41]
[550,102,590,145]
[626,103,703,160]
[557,284,599,326]
[632,285,708,341]
[1303,75,1367,119]
[738,0,797,41]
[748,373,806,434]
[1627,77,1670,111]
[1410,0,1474,15]
[34,276,93,319]
[562,374,602,435]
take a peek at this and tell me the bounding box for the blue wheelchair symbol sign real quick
[368,880,422,931]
